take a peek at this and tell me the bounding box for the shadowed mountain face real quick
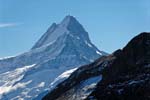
[87,32,150,100]
[43,32,150,100]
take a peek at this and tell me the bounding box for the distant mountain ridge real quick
[0,15,106,100]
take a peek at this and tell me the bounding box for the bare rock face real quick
[43,32,150,100]
[42,55,115,100]
[87,32,150,100]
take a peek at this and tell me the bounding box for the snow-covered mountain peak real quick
[60,15,73,26]
[60,15,78,27]
[32,15,90,49]
[0,15,107,100]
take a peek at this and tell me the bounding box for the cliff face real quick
[87,32,150,100]
[42,55,114,100]
[43,32,150,100]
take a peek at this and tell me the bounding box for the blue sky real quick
[0,0,150,57]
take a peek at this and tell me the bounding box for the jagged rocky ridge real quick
[43,32,150,100]
[0,15,106,100]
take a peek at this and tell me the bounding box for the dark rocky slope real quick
[42,55,115,100]
[43,32,150,100]
[86,32,150,100]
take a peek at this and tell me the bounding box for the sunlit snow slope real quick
[0,15,106,100]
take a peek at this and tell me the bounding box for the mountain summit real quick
[32,15,90,49]
[0,16,106,100]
